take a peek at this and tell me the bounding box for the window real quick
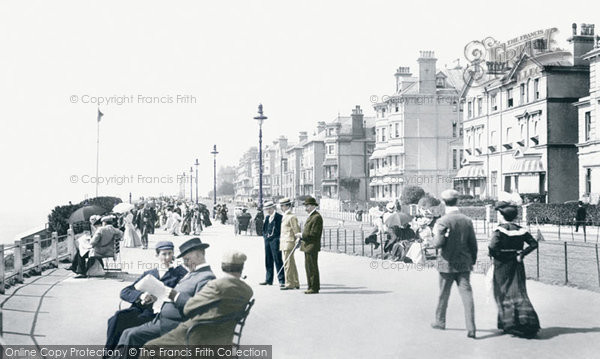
[436,77,445,87]
[395,123,399,137]
[395,155,399,166]
[477,133,482,149]
[382,108,386,117]
[376,129,380,142]
[491,171,498,198]
[452,123,457,137]
[381,128,386,142]
[477,98,482,116]
[453,149,457,169]
[586,168,592,194]
[395,105,399,112]
[520,124,525,140]
[327,144,335,155]
[459,149,464,168]
[506,127,512,142]
[534,79,540,100]
[520,83,525,105]
[585,111,592,141]
[507,88,514,108]
[504,176,511,192]
[468,101,473,118]
[389,124,393,138]
[490,131,497,146]
[526,79,531,103]
[491,94,497,111]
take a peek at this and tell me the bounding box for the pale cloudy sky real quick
[0,0,596,235]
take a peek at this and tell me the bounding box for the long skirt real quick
[122,223,142,248]
[493,259,540,337]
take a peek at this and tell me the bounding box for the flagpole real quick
[96,107,100,197]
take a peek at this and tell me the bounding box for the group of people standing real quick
[430,189,540,339]
[260,196,323,294]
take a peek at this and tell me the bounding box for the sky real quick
[0,0,597,238]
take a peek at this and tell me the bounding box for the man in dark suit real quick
[117,237,216,347]
[431,189,478,338]
[296,196,323,294]
[575,201,587,234]
[105,241,187,352]
[144,250,254,346]
[260,201,284,287]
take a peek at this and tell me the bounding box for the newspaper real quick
[134,274,170,313]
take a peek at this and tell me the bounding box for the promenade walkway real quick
[2,223,600,358]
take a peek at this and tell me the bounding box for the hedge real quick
[526,203,600,225]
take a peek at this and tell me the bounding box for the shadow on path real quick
[536,327,600,340]
[444,326,600,340]
[318,284,392,295]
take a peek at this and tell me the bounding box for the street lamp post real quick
[194,159,199,204]
[254,104,267,209]
[211,145,219,215]
[190,167,193,202]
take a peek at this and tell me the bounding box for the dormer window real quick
[436,77,446,88]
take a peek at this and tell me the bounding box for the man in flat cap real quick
[117,237,216,347]
[295,196,323,294]
[279,198,300,290]
[260,201,284,287]
[105,241,187,352]
[431,189,478,338]
[144,250,253,346]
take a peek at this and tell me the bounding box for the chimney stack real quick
[351,105,365,139]
[569,23,596,66]
[299,131,308,142]
[278,136,288,150]
[394,66,413,93]
[417,51,437,95]
[317,121,327,134]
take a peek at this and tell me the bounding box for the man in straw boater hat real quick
[144,250,253,346]
[259,201,285,287]
[278,197,301,290]
[430,189,478,339]
[295,196,323,294]
[117,237,216,347]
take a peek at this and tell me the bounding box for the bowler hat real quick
[177,237,210,258]
[303,196,318,206]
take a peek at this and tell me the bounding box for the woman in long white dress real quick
[122,211,142,248]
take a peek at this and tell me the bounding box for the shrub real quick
[458,198,496,207]
[418,194,441,208]
[81,196,122,212]
[48,203,82,235]
[401,186,425,205]
[47,196,122,236]
[526,203,600,224]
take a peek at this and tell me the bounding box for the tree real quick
[401,185,425,205]
[218,181,235,196]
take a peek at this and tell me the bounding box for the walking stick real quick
[276,239,301,278]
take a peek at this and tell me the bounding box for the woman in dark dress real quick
[104,241,187,352]
[488,202,540,338]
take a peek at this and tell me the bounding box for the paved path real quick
[2,223,600,358]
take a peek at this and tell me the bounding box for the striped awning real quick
[323,158,337,166]
[454,165,486,179]
[370,149,386,159]
[385,146,403,156]
[505,157,544,174]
